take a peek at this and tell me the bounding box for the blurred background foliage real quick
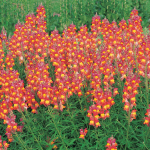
[0,0,150,37]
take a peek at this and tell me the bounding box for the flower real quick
[79,128,88,139]
[105,135,117,150]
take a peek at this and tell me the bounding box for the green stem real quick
[78,97,83,113]
[94,127,99,150]
[2,41,8,55]
[139,82,145,106]
[133,46,143,100]
[114,48,123,96]
[48,106,68,150]
[14,132,28,150]
[19,107,43,150]
[145,63,149,108]
[133,45,139,77]
[65,96,80,147]
[78,96,89,128]
[125,107,130,150]
[46,47,55,84]
[21,43,29,76]
[132,47,144,106]
[145,127,150,149]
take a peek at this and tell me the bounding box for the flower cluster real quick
[0,27,9,46]
[79,128,88,139]
[0,135,9,150]
[91,12,101,35]
[0,3,150,149]
[143,104,150,127]
[105,135,118,150]
[4,112,24,143]
[45,136,58,149]
[122,74,141,121]
[87,88,117,128]
[0,69,26,143]
[0,39,5,70]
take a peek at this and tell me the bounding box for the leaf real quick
[72,111,79,118]
[67,139,76,146]
[49,25,56,31]
[58,26,64,33]
[61,126,71,134]
[57,144,64,150]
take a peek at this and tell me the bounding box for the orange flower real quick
[105,135,117,150]
[95,121,101,128]
[124,102,129,112]
[130,109,137,122]
[79,128,88,139]
[89,120,94,126]
[3,141,10,148]
[143,117,150,126]
[130,109,137,119]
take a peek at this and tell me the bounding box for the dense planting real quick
[0,4,150,150]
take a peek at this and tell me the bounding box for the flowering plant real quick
[0,4,150,150]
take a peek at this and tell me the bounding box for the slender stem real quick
[78,97,83,113]
[19,107,43,150]
[65,96,80,147]
[46,47,55,84]
[145,63,149,108]
[14,132,28,150]
[114,48,123,96]
[48,106,68,150]
[132,47,144,105]
[145,127,150,150]
[21,43,29,76]
[2,41,8,55]
[60,0,62,27]
[125,107,130,150]
[94,127,99,150]
[66,0,67,25]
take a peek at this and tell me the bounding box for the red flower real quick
[79,128,88,139]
